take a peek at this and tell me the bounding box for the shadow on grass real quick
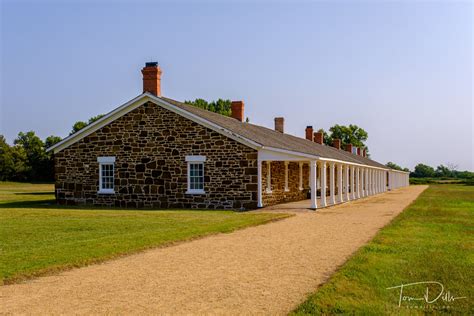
[0,199,57,209]
[14,192,54,195]
[0,199,243,213]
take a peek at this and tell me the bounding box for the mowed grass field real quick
[292,185,474,315]
[0,182,290,285]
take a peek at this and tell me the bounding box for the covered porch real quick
[256,148,408,210]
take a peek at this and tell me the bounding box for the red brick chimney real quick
[332,139,341,150]
[345,143,353,153]
[314,132,324,145]
[141,62,162,96]
[357,147,361,155]
[305,126,313,141]
[231,101,244,122]
[274,117,284,133]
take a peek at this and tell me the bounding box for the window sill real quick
[98,190,115,195]
[186,190,206,195]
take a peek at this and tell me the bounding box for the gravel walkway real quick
[0,186,427,315]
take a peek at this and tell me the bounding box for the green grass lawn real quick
[292,185,474,315]
[0,182,290,285]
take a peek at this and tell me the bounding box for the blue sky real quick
[1,1,472,170]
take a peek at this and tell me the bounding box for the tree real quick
[318,124,369,154]
[43,135,62,181]
[386,162,402,171]
[0,135,15,180]
[14,131,48,180]
[9,145,29,181]
[0,135,32,181]
[184,98,232,116]
[411,163,436,178]
[70,114,105,135]
[435,164,452,178]
[45,135,62,149]
[386,162,410,172]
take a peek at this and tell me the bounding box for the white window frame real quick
[98,156,115,194]
[185,155,206,194]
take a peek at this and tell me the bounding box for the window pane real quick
[100,163,114,190]
[188,162,204,191]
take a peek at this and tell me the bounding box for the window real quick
[98,157,115,194]
[186,155,206,194]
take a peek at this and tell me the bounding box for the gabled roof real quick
[162,97,388,169]
[48,92,394,171]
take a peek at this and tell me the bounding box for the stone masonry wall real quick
[262,161,309,206]
[54,101,258,210]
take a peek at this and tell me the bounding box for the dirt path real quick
[0,186,427,315]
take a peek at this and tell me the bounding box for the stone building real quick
[48,63,409,210]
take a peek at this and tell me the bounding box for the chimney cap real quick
[306,125,313,129]
[145,62,159,67]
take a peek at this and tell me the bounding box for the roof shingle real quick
[161,97,388,169]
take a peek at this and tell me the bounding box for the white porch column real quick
[377,170,381,193]
[383,171,387,192]
[266,161,272,193]
[382,171,386,192]
[345,165,350,201]
[376,170,380,194]
[369,169,374,195]
[378,171,381,193]
[310,160,317,210]
[257,159,263,207]
[329,162,336,205]
[284,161,289,192]
[379,171,383,193]
[356,167,361,199]
[373,169,377,194]
[372,169,376,194]
[317,164,321,190]
[351,166,356,200]
[337,163,343,203]
[361,168,366,197]
[367,169,371,195]
[321,161,327,207]
[299,162,304,190]
[360,168,366,197]
[388,171,392,191]
[308,163,311,188]
[365,168,369,197]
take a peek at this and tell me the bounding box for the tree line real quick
[385,161,473,179]
[409,163,473,179]
[0,115,105,182]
